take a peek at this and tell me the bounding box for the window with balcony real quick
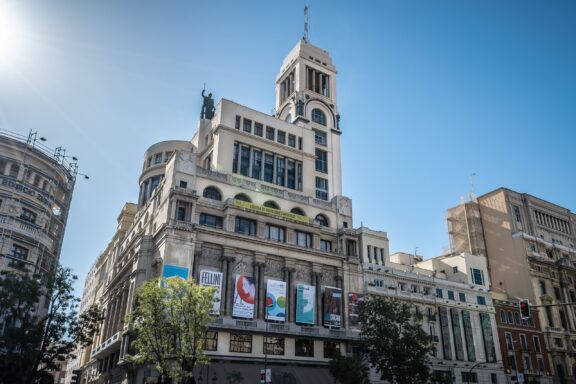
[203,186,222,201]
[315,214,329,227]
[235,217,257,236]
[230,333,252,353]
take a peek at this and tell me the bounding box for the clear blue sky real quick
[1,0,575,294]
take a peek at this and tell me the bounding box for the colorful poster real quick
[162,265,189,281]
[323,287,342,328]
[199,270,223,315]
[347,293,364,329]
[232,275,255,319]
[265,280,287,321]
[296,284,315,325]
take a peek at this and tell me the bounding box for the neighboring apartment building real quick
[448,188,576,383]
[493,293,552,384]
[79,39,365,384]
[0,130,78,313]
[361,242,505,384]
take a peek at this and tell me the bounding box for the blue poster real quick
[296,284,315,325]
[162,264,189,281]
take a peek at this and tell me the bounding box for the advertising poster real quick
[266,280,287,321]
[347,293,364,329]
[232,275,256,319]
[322,287,342,328]
[199,270,223,315]
[162,265,189,281]
[295,284,315,325]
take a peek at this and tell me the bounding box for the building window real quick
[315,148,328,173]
[254,122,263,136]
[298,137,303,150]
[8,164,19,178]
[554,287,562,300]
[235,115,241,129]
[436,288,443,298]
[514,312,521,325]
[291,207,305,216]
[203,187,222,201]
[320,239,332,252]
[471,268,484,285]
[176,206,186,221]
[179,181,188,188]
[265,224,285,242]
[287,160,295,189]
[539,281,546,295]
[204,332,218,351]
[537,358,545,372]
[266,127,275,141]
[519,334,528,351]
[500,310,507,323]
[461,372,477,383]
[242,118,252,133]
[315,177,328,201]
[234,193,251,202]
[295,339,314,357]
[315,214,329,227]
[235,217,257,236]
[288,134,296,147]
[295,231,312,248]
[534,336,542,353]
[154,153,162,164]
[546,306,554,327]
[323,341,341,358]
[263,200,279,209]
[505,332,514,351]
[276,157,285,186]
[9,244,28,269]
[199,213,223,229]
[311,108,327,126]
[307,67,330,97]
[264,153,274,183]
[513,206,522,223]
[252,150,262,179]
[20,208,37,224]
[229,333,252,353]
[447,291,455,300]
[507,311,513,324]
[240,145,250,176]
[263,337,284,355]
[459,293,466,302]
[477,296,486,305]
[453,266,458,273]
[277,130,286,144]
[314,130,327,146]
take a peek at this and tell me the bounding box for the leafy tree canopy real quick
[329,355,370,384]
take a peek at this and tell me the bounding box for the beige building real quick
[448,188,576,383]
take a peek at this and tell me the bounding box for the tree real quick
[0,266,104,384]
[329,355,370,384]
[358,297,434,384]
[127,278,216,384]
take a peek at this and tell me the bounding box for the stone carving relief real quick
[321,268,336,286]
[232,254,253,277]
[294,264,311,284]
[265,258,284,279]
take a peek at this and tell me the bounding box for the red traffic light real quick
[519,299,530,319]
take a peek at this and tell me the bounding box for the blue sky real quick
[1,0,575,294]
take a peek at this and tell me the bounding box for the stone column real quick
[284,267,296,323]
[222,247,236,317]
[312,272,322,326]
[336,275,345,329]
[255,262,266,320]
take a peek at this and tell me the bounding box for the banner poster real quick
[265,280,287,321]
[162,265,189,281]
[295,284,315,325]
[322,286,342,328]
[199,270,223,315]
[347,293,364,329]
[232,275,256,319]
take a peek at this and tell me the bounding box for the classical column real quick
[312,272,322,326]
[284,267,296,323]
[221,248,236,317]
[255,262,266,320]
[336,275,345,329]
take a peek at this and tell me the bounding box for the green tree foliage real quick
[127,278,216,384]
[358,297,434,384]
[329,355,370,384]
[0,266,104,384]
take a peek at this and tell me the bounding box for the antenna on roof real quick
[303,5,310,43]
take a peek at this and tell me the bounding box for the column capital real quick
[221,255,236,263]
[283,266,296,273]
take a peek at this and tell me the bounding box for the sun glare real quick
[0,2,24,66]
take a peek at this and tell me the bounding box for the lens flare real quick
[0,3,24,65]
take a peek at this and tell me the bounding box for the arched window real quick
[311,108,327,126]
[290,207,306,216]
[263,200,279,210]
[315,214,329,227]
[203,186,222,201]
[234,193,251,202]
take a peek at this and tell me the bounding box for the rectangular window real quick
[520,334,528,351]
[20,208,37,224]
[199,213,223,229]
[447,291,455,300]
[266,127,275,140]
[240,145,250,176]
[263,337,284,355]
[265,224,285,242]
[233,143,239,173]
[298,137,303,150]
[8,164,19,178]
[315,148,328,173]
[537,358,545,372]
[320,239,332,252]
[254,122,263,136]
[179,181,188,188]
[286,160,295,189]
[471,268,485,285]
[534,336,541,353]
[436,288,443,298]
[176,206,186,221]
[323,341,341,358]
[513,206,522,223]
[229,333,252,353]
[461,372,477,383]
[243,118,252,133]
[505,332,514,351]
[314,131,327,146]
[277,130,286,144]
[251,150,262,179]
[235,115,241,129]
[204,331,218,351]
[288,134,296,147]
[263,153,274,183]
[11,244,28,261]
[295,339,314,357]
[477,296,486,305]
[459,292,466,302]
[295,231,312,248]
[296,163,303,191]
[154,153,162,164]
[276,157,285,186]
[315,177,328,200]
[235,217,257,236]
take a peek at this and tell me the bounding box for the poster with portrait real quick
[232,275,255,319]
[322,286,342,328]
[296,284,315,325]
[265,279,287,321]
[199,270,223,315]
[347,292,364,329]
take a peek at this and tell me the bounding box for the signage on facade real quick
[0,175,55,205]
[347,293,364,329]
[322,286,342,328]
[199,270,223,315]
[233,275,256,319]
[266,279,286,322]
[234,199,310,224]
[296,284,315,324]
[162,264,189,281]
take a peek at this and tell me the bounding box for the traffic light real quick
[70,369,82,384]
[519,299,530,319]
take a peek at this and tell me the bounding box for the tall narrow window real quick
[264,154,274,183]
[287,160,295,189]
[243,118,252,133]
[233,143,239,173]
[8,164,19,179]
[276,157,285,186]
[254,122,263,136]
[315,177,328,200]
[252,150,262,179]
[315,149,328,173]
[296,163,303,191]
[235,115,241,129]
[277,131,286,144]
[240,146,250,176]
[266,127,275,141]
